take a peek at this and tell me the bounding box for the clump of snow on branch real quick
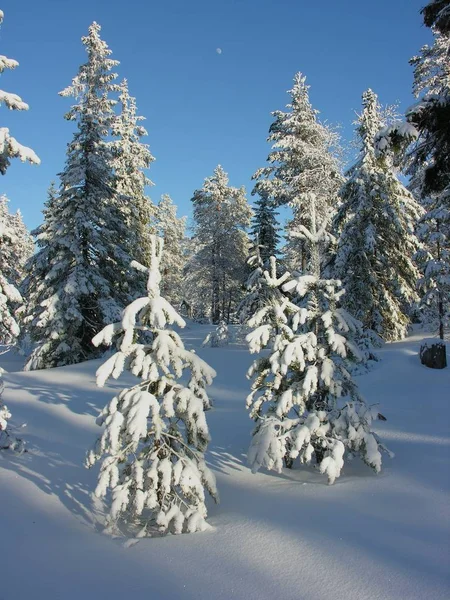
[0,11,40,174]
[87,236,218,536]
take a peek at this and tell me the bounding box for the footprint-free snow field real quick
[1,327,449,600]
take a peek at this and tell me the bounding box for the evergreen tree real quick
[415,197,450,338]
[0,195,23,344]
[422,0,450,35]
[25,22,133,370]
[253,73,341,272]
[407,27,450,197]
[334,89,422,341]
[86,237,218,536]
[0,10,38,448]
[0,10,40,174]
[250,190,280,265]
[202,320,233,347]
[246,196,388,483]
[112,79,155,271]
[406,10,450,339]
[156,194,187,308]
[11,209,34,277]
[186,166,252,323]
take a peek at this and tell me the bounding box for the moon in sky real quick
[216,48,222,55]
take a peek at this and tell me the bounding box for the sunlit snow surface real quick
[1,326,449,600]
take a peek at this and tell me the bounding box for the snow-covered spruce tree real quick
[0,10,40,174]
[246,197,388,483]
[156,194,187,309]
[24,23,135,370]
[422,0,450,36]
[186,165,252,323]
[250,190,280,265]
[238,239,265,327]
[202,320,233,348]
[238,234,289,332]
[334,89,423,342]
[0,10,38,448]
[10,209,34,277]
[86,236,218,536]
[406,13,450,339]
[112,78,156,273]
[415,198,450,338]
[0,195,24,345]
[0,197,34,347]
[253,73,342,273]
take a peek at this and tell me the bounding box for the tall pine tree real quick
[25,22,133,369]
[334,90,422,342]
[156,194,187,309]
[0,196,25,345]
[112,78,155,271]
[250,189,280,265]
[186,166,252,323]
[253,73,341,272]
[407,6,450,338]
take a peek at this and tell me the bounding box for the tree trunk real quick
[211,244,220,324]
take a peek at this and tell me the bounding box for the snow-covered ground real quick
[1,327,449,600]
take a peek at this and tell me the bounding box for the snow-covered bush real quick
[86,237,219,536]
[245,198,389,484]
[0,372,24,452]
[202,321,233,347]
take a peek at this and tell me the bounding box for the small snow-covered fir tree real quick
[253,73,342,273]
[25,23,135,369]
[246,196,388,483]
[334,89,423,341]
[0,373,11,448]
[186,166,252,323]
[238,235,289,332]
[156,194,187,309]
[202,321,233,347]
[86,236,218,536]
[0,10,40,174]
[112,79,155,272]
[0,372,23,452]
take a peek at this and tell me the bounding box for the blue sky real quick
[1,0,432,231]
